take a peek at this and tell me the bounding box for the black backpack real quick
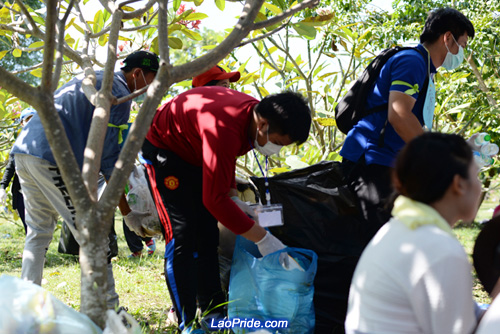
[334,46,429,135]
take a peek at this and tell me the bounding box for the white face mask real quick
[133,70,148,92]
[254,127,283,156]
[442,35,464,70]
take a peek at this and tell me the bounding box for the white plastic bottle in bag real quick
[475,132,491,146]
[481,142,499,156]
[474,151,494,168]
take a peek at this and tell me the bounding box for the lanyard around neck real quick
[249,140,271,204]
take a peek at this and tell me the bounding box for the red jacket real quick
[146,86,258,234]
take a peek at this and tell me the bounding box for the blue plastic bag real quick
[227,236,317,333]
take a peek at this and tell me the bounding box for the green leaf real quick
[0,50,8,60]
[150,36,159,54]
[171,9,192,25]
[93,11,103,34]
[267,71,280,81]
[269,167,290,174]
[285,155,309,169]
[300,13,335,27]
[0,6,11,24]
[315,117,336,126]
[237,58,251,74]
[181,29,202,41]
[33,15,45,26]
[72,23,85,34]
[98,34,108,47]
[65,17,76,30]
[185,13,208,21]
[102,9,111,23]
[173,0,181,11]
[201,45,216,50]
[263,3,282,14]
[292,23,316,40]
[273,0,287,10]
[121,5,135,12]
[175,80,192,88]
[194,0,204,5]
[29,41,44,48]
[358,28,373,42]
[168,36,183,49]
[215,0,225,11]
[318,72,337,80]
[118,35,133,42]
[169,24,183,32]
[239,73,258,85]
[65,34,75,46]
[30,68,43,78]
[258,87,270,97]
[254,12,267,23]
[0,106,6,120]
[12,49,22,58]
[268,46,278,54]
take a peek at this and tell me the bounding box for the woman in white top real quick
[345,132,499,334]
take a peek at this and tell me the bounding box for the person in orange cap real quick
[192,65,240,88]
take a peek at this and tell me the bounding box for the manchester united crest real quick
[164,176,179,190]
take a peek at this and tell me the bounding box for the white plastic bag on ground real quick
[0,275,102,334]
[102,309,141,334]
[127,165,162,237]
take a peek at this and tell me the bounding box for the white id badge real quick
[253,204,284,227]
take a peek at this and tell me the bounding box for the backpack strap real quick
[376,47,430,148]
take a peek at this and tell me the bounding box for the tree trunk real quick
[78,207,114,328]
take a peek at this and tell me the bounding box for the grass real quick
[0,213,175,333]
[0,198,497,332]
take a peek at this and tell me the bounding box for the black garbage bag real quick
[251,160,379,334]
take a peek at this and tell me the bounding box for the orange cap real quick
[192,65,241,87]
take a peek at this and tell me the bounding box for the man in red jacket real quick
[142,87,311,332]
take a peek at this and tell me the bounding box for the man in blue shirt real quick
[12,50,159,308]
[340,8,475,233]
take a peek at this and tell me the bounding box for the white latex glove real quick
[231,196,258,221]
[255,231,286,257]
[0,188,6,205]
[467,133,481,151]
[123,211,151,238]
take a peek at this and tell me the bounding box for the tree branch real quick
[252,0,319,30]
[157,0,170,65]
[119,0,156,20]
[82,9,124,201]
[0,67,37,103]
[0,23,30,34]
[13,0,42,35]
[41,0,57,92]
[237,21,288,48]
[168,0,265,84]
[53,0,77,91]
[467,54,497,107]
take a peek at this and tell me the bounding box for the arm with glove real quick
[229,189,285,256]
[119,193,151,238]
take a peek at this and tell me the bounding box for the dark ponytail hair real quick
[394,132,473,204]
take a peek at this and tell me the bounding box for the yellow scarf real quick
[391,195,454,237]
